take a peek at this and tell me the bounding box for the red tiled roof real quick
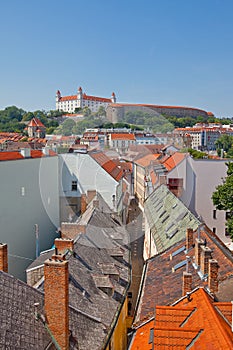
[0,149,57,161]
[27,117,46,128]
[60,93,111,103]
[83,93,111,103]
[160,152,187,171]
[0,152,24,161]
[131,288,233,350]
[60,95,77,101]
[110,133,136,141]
[134,154,161,167]
[90,151,123,181]
[136,225,233,323]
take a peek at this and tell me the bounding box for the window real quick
[213,227,216,234]
[71,181,77,191]
[213,210,216,219]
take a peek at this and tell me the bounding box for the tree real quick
[215,134,233,155]
[212,162,233,240]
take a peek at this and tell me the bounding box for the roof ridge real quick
[199,288,233,347]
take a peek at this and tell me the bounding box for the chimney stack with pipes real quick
[44,259,69,350]
[200,246,212,275]
[208,259,219,294]
[54,238,74,255]
[186,228,194,251]
[182,271,192,296]
[0,243,8,273]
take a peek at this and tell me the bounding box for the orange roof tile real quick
[60,95,77,101]
[161,152,187,171]
[131,288,233,350]
[110,133,136,141]
[83,93,111,103]
[0,152,24,161]
[90,151,123,181]
[134,154,161,167]
[27,117,46,128]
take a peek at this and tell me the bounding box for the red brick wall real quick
[0,243,8,273]
[55,238,74,255]
[44,259,69,350]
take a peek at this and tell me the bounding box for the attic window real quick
[170,246,186,259]
[172,260,186,272]
[168,228,179,239]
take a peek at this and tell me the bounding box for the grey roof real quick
[144,184,200,253]
[0,271,53,350]
[34,204,130,350]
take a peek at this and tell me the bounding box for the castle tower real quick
[77,86,83,109]
[56,90,61,110]
[111,92,116,103]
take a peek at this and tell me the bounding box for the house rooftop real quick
[144,184,200,253]
[134,224,233,324]
[130,288,233,349]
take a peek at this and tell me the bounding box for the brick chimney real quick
[80,193,87,214]
[182,271,192,296]
[61,223,86,239]
[55,238,74,255]
[44,259,69,350]
[186,228,194,251]
[208,259,219,293]
[87,190,96,204]
[194,238,205,267]
[0,243,8,273]
[200,246,212,275]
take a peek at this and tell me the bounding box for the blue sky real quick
[0,0,233,116]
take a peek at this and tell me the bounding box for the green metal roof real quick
[144,184,200,253]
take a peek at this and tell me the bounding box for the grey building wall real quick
[167,156,231,245]
[0,156,60,280]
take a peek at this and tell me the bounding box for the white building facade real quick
[166,155,232,247]
[56,86,116,113]
[59,152,122,221]
[0,151,60,280]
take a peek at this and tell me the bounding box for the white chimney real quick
[42,146,50,156]
[20,148,31,158]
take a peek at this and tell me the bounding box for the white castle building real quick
[56,86,116,113]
